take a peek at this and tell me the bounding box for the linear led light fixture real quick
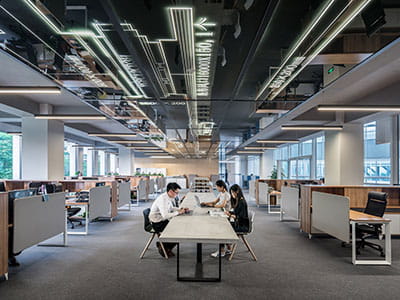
[317,105,400,112]
[244,147,276,150]
[149,156,175,159]
[110,140,148,144]
[256,0,336,99]
[35,115,107,120]
[269,0,372,100]
[88,133,137,137]
[256,109,289,114]
[256,139,298,143]
[135,149,164,152]
[281,125,343,131]
[237,151,264,154]
[0,87,61,94]
[126,147,159,150]
[6,132,22,136]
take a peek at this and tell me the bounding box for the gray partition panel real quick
[89,186,111,220]
[13,193,65,253]
[118,182,131,207]
[312,191,350,243]
[138,180,147,200]
[258,182,269,205]
[281,186,299,220]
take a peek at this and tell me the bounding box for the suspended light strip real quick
[6,132,22,136]
[0,87,61,94]
[126,147,159,150]
[237,151,264,154]
[256,0,336,99]
[149,156,175,159]
[256,139,299,143]
[269,0,372,100]
[318,105,400,112]
[136,150,165,153]
[281,125,343,131]
[88,133,137,137]
[244,146,276,150]
[35,115,107,120]
[110,140,149,144]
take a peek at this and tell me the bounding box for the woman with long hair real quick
[211,184,249,257]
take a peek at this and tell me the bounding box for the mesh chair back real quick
[365,192,387,217]
[143,208,153,232]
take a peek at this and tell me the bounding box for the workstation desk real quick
[312,191,391,265]
[300,185,400,235]
[160,192,238,282]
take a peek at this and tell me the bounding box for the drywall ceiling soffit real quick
[232,37,400,151]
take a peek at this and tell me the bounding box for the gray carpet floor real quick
[1,196,400,300]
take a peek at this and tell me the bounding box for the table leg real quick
[385,222,391,265]
[352,221,356,265]
[176,243,221,282]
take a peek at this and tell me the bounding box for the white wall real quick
[260,150,274,179]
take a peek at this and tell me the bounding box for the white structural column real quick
[21,117,64,180]
[76,147,84,175]
[260,149,274,178]
[325,124,364,185]
[92,150,99,176]
[118,147,135,175]
[105,153,111,175]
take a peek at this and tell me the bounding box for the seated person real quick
[149,182,188,257]
[201,180,231,211]
[211,184,249,258]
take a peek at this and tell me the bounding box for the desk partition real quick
[280,186,300,221]
[312,192,350,243]
[88,186,111,221]
[0,193,7,279]
[118,182,131,208]
[13,192,66,253]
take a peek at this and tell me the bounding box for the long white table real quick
[159,192,238,282]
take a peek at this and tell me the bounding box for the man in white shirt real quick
[149,182,188,257]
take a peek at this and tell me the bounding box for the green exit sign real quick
[328,66,335,74]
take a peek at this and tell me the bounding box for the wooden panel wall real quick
[0,192,8,278]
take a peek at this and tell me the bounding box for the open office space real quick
[1,0,400,299]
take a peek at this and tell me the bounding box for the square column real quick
[325,124,364,185]
[22,117,64,180]
[260,150,274,178]
[118,147,135,175]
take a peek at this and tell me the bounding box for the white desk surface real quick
[159,192,239,244]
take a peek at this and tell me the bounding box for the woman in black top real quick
[210,184,250,258]
[226,184,250,233]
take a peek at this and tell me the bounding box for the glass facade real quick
[363,121,391,184]
[273,136,324,180]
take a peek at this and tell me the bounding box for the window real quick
[301,140,312,156]
[316,136,325,179]
[364,121,391,184]
[272,135,324,180]
[0,132,13,179]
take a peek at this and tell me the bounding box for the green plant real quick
[270,165,278,179]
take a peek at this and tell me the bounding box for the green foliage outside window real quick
[0,132,13,179]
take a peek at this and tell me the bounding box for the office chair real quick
[67,207,82,229]
[0,181,5,192]
[139,208,168,259]
[356,191,387,257]
[229,211,257,261]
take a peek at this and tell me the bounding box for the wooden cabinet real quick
[0,192,8,280]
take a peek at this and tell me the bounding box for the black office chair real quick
[356,191,387,257]
[139,208,168,259]
[0,181,5,192]
[67,207,82,229]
